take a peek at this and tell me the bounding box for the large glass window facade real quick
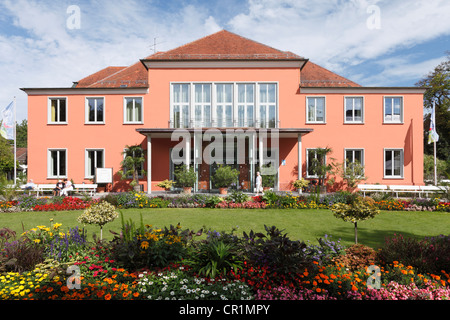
[171,82,277,128]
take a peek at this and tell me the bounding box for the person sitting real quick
[61,178,73,196]
[24,179,36,191]
[53,180,65,196]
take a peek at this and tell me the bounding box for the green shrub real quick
[242,225,312,276]
[212,165,239,188]
[226,190,249,203]
[186,238,244,278]
[1,237,44,273]
[378,234,450,274]
[111,215,190,270]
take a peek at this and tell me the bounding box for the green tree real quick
[0,136,14,176]
[416,53,450,165]
[16,119,28,148]
[119,144,146,188]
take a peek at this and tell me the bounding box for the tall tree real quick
[416,53,450,163]
[16,119,28,148]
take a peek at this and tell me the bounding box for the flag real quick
[428,102,439,144]
[0,101,14,140]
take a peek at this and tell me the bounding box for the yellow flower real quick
[33,239,41,244]
[140,241,149,249]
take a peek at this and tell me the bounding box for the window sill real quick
[383,121,404,125]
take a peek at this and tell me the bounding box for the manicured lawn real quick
[0,208,448,248]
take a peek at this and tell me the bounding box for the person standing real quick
[255,171,263,195]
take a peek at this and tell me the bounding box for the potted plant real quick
[262,174,276,191]
[174,166,197,193]
[292,178,309,194]
[212,165,239,195]
[119,144,146,191]
[156,179,174,192]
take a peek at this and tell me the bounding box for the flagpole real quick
[432,101,437,186]
[13,96,16,185]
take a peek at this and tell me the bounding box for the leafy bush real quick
[303,234,346,265]
[242,225,312,275]
[226,190,250,203]
[186,239,244,278]
[332,244,380,272]
[212,165,239,188]
[77,201,119,239]
[1,237,44,273]
[379,234,450,274]
[111,215,191,270]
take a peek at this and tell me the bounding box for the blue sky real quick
[0,0,449,121]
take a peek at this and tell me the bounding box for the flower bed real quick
[1,190,448,213]
[1,216,449,301]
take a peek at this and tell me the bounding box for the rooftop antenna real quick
[150,36,165,54]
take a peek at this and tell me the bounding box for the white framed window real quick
[48,98,67,124]
[124,97,143,124]
[215,83,233,127]
[194,83,212,127]
[345,148,365,175]
[384,96,403,123]
[86,97,104,124]
[237,83,255,127]
[306,148,327,178]
[172,84,190,128]
[47,149,67,178]
[259,83,277,128]
[384,148,404,178]
[306,97,325,123]
[85,149,104,178]
[344,97,364,123]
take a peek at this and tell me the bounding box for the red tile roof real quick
[143,30,305,61]
[74,30,359,88]
[301,61,360,87]
[75,62,148,88]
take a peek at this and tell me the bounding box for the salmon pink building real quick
[22,30,426,193]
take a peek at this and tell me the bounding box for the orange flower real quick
[47,287,54,293]
[316,288,322,293]
[104,293,112,300]
[351,285,358,291]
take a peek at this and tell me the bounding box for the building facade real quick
[22,30,426,193]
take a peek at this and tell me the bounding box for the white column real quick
[147,134,152,194]
[298,134,302,180]
[259,134,264,171]
[185,136,191,169]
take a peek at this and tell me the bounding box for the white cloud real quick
[358,55,447,86]
[0,0,223,121]
[228,0,450,78]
